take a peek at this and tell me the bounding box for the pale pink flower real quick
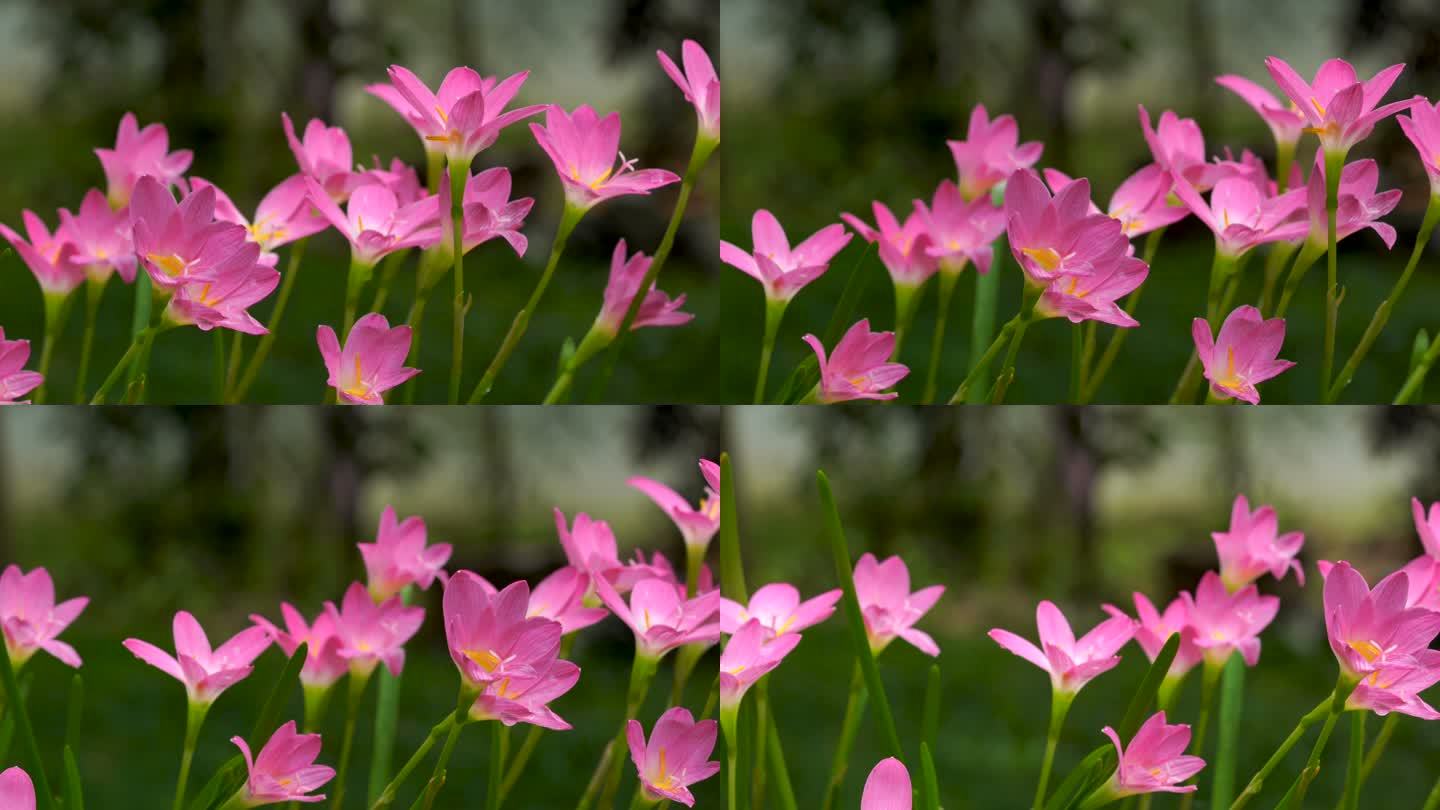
[1415,497,1440,559]
[862,758,911,810]
[990,600,1135,694]
[628,463,719,551]
[841,202,938,288]
[316,313,421,405]
[1398,99,1440,196]
[1182,572,1279,667]
[947,104,1043,201]
[0,331,43,404]
[0,767,34,810]
[1103,592,1202,680]
[358,506,452,601]
[1213,494,1306,589]
[719,619,802,710]
[1169,175,1308,258]
[1139,106,1232,192]
[164,248,278,335]
[435,167,533,260]
[189,175,330,256]
[324,582,425,678]
[282,113,358,202]
[1265,57,1418,155]
[59,189,138,283]
[1034,254,1149,328]
[555,509,623,584]
[249,603,348,689]
[123,611,272,704]
[720,209,852,302]
[469,658,581,729]
[721,582,841,638]
[0,210,86,296]
[1003,169,1130,286]
[95,112,193,207]
[1100,712,1205,797]
[593,239,692,337]
[473,567,609,636]
[1323,561,1440,679]
[626,707,720,807]
[370,66,545,162]
[304,179,442,267]
[854,553,944,656]
[129,176,252,291]
[913,179,1005,273]
[1044,164,1191,239]
[1193,306,1295,405]
[231,721,335,805]
[1216,74,1308,148]
[658,40,720,139]
[531,105,680,210]
[802,320,909,403]
[1346,649,1440,720]
[0,565,87,669]
[444,573,562,688]
[595,577,720,659]
[356,158,427,207]
[1302,156,1401,250]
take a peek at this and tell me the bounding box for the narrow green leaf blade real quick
[62,745,83,810]
[1118,633,1181,739]
[921,742,941,810]
[719,453,748,602]
[1211,654,1246,808]
[249,642,307,745]
[0,648,54,810]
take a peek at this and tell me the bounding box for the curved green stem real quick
[74,277,107,403]
[1423,774,1440,810]
[1080,228,1165,403]
[1033,691,1073,810]
[1359,712,1398,786]
[721,705,740,810]
[414,685,477,810]
[819,664,867,810]
[487,722,505,810]
[1229,698,1330,810]
[921,267,961,404]
[891,281,924,363]
[753,298,787,404]
[992,286,1041,403]
[230,239,306,402]
[90,327,157,404]
[1273,242,1324,320]
[173,701,210,810]
[368,713,454,809]
[447,161,472,404]
[598,653,660,809]
[543,325,612,405]
[331,668,373,810]
[946,315,1019,403]
[1394,329,1440,403]
[1338,711,1364,810]
[1272,672,1359,810]
[402,283,431,405]
[34,291,74,404]
[1321,149,1346,397]
[343,256,377,341]
[1177,659,1224,810]
[967,253,1001,403]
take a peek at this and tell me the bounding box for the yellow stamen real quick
[775,615,797,635]
[652,749,677,790]
[1311,97,1327,117]
[344,355,370,400]
[1215,347,1245,390]
[1348,639,1384,663]
[588,166,615,191]
[1020,246,1063,271]
[148,252,187,277]
[465,648,503,672]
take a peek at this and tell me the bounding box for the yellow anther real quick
[1020,246,1063,271]
[1348,639,1384,663]
[465,648,503,672]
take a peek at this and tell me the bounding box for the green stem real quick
[501,725,544,801]
[764,706,799,810]
[73,277,107,403]
[1321,148,1345,397]
[126,271,153,392]
[1083,223,1164,403]
[543,325,612,405]
[173,701,210,810]
[1273,242,1324,320]
[968,252,1001,403]
[1272,673,1359,810]
[231,239,306,402]
[722,706,740,810]
[369,714,454,809]
[370,251,408,315]
[368,587,413,804]
[1033,691,1073,810]
[1394,329,1440,403]
[224,330,245,399]
[1211,654,1245,810]
[1359,712,1398,786]
[331,668,373,810]
[819,664,867,810]
[1338,711,1364,810]
[416,685,477,810]
[921,267,961,404]
[402,285,431,405]
[1171,250,1237,403]
[343,256,376,340]
[753,298,787,404]
[1423,775,1440,810]
[992,285,1042,403]
[1229,698,1330,810]
[891,281,924,363]
[752,681,770,810]
[34,291,73,404]
[447,160,472,404]
[1258,242,1298,316]
[597,653,660,809]
[669,643,702,707]
[1177,658,1224,810]
[487,722,505,810]
[946,315,1018,403]
[90,327,156,404]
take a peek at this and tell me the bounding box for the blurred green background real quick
[0,0,719,403]
[720,0,1440,404]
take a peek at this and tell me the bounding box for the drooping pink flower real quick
[595,577,720,659]
[282,113,358,203]
[913,180,1005,274]
[1193,306,1295,405]
[58,189,138,283]
[719,619,802,710]
[358,506,452,601]
[231,721,335,805]
[531,105,680,210]
[1170,175,1308,258]
[1103,593,1202,680]
[626,707,720,808]
[0,565,87,669]
[95,112,193,207]
[1323,561,1440,679]
[189,175,330,256]
[592,239,693,337]
[164,248,279,335]
[474,567,609,636]
[1138,107,1232,192]
[854,553,944,656]
[444,573,562,688]
[0,767,34,810]
[316,313,420,406]
[304,179,442,268]
[469,658,581,730]
[1265,57,1418,155]
[1044,164,1191,239]
[720,210,853,302]
[720,583,841,638]
[1213,494,1306,589]
[658,40,720,140]
[129,176,252,291]
[1182,571,1279,667]
[435,167,533,260]
[0,331,43,404]
[990,600,1135,694]
[861,758,911,810]
[0,211,86,296]
[371,66,545,163]
[1216,74,1308,149]
[123,611,272,704]
[1398,99,1440,196]
[250,603,348,689]
[1034,254,1149,328]
[628,463,719,551]
[323,582,425,678]
[947,104,1043,202]
[841,202,938,288]
[1302,157,1401,250]
[802,320,909,404]
[1003,169,1131,286]
[1100,712,1206,797]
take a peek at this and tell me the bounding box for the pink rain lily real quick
[1169,175,1308,258]
[1265,57,1418,155]
[282,113,358,202]
[947,104,1043,201]
[1346,648,1440,719]
[1216,74,1308,148]
[1004,169,1130,286]
[1323,561,1440,679]
[719,619,802,710]
[323,582,425,678]
[1182,571,1279,667]
[593,239,693,337]
[1414,498,1440,559]
[316,313,420,405]
[58,189,138,283]
[1044,165,1191,239]
[990,600,1135,694]
[190,175,330,256]
[358,506,452,601]
[95,112,193,207]
[249,603,348,689]
[129,176,251,291]
[628,462,719,550]
[1103,593,1202,680]
[469,658,581,729]
[720,209,852,302]
[304,178,442,267]
[841,202,939,288]
[914,179,1005,273]
[861,758,911,810]
[0,331,43,404]
[0,767,33,810]
[595,576,720,659]
[0,211,86,297]
[626,707,720,808]
[436,167,533,260]
[444,573,563,688]
[659,40,721,140]
[803,320,909,403]
[553,510,672,595]
[1139,106,1232,192]
[371,65,545,162]
[854,552,944,656]
[1302,156,1401,250]
[123,611,271,704]
[1213,494,1306,589]
[532,105,680,210]
[0,565,88,669]
[720,582,841,638]
[1400,499,1440,611]
[1193,306,1295,405]
[358,158,427,206]
[164,247,279,334]
[1099,712,1205,797]
[1034,254,1149,328]
[231,721,335,805]
[474,567,609,636]
[1398,99,1440,195]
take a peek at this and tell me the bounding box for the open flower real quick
[435,167,533,261]
[1170,175,1308,258]
[532,105,679,210]
[854,553,944,656]
[719,619,802,711]
[59,189,138,283]
[1302,156,1401,251]
[628,462,719,551]
[304,179,442,268]
[282,113,358,202]
[95,112,193,207]
[1004,169,1131,286]
[372,66,545,163]
[914,179,1005,273]
[0,565,87,669]
[0,767,34,810]
[554,509,624,584]
[1346,649,1440,719]
[1323,561,1440,679]
[0,210,86,297]
[802,320,909,403]
[947,104,1043,201]
[1098,712,1205,798]
[861,758,911,810]
[990,600,1135,695]
[592,239,693,337]
[129,177,251,291]
[842,202,938,288]
[1103,592,1202,680]
[230,721,335,805]
[316,313,420,405]
[1193,306,1295,405]
[658,40,720,140]
[1265,57,1418,155]
[123,611,271,705]
[473,567,609,636]
[1034,254,1148,328]
[720,210,852,302]
[249,603,347,690]
[189,175,330,256]
[164,246,279,335]
[0,331,43,404]
[1213,494,1306,589]
[1139,107,1232,192]
[358,506,452,601]
[1216,74,1308,149]
[1398,99,1440,196]
[324,582,424,678]
[595,577,720,659]
[626,707,720,808]
[1182,571,1279,666]
[444,573,562,689]
[469,658,581,729]
[721,582,841,638]
[1044,164,1190,239]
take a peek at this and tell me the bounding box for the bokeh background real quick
[0,0,719,403]
[721,0,1440,404]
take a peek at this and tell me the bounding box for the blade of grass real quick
[0,648,53,810]
[719,453,748,602]
[1118,634,1181,739]
[1211,654,1245,809]
[922,664,941,757]
[62,746,83,810]
[65,674,83,758]
[920,743,940,810]
[772,243,876,403]
[764,706,799,810]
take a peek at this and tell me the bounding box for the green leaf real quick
[719,453,748,603]
[249,642,307,745]
[1043,745,1115,810]
[764,706,799,810]
[62,745,83,810]
[1118,633,1180,740]
[1211,654,1246,808]
[0,651,54,810]
[773,242,876,404]
[1412,330,1431,373]
[921,742,941,810]
[922,664,941,758]
[186,757,245,810]
[65,674,83,757]
[370,588,414,803]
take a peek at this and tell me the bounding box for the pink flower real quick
[129,176,252,291]
[1213,494,1306,589]
[95,112,193,207]
[1302,157,1401,250]
[444,573,562,688]
[304,178,441,267]
[659,40,721,139]
[371,66,545,162]
[555,509,624,586]
[720,210,853,302]
[250,604,347,689]
[913,179,1006,273]
[1034,254,1149,328]
[1265,57,1418,155]
[628,462,719,550]
[316,313,421,405]
[1346,649,1440,719]
[861,758,911,810]
[626,707,720,808]
[802,320,909,403]
[593,239,693,337]
[189,175,330,256]
[720,582,841,638]
[1169,175,1308,258]
[0,565,87,669]
[1103,593,1202,680]
[435,167,533,260]
[841,202,938,288]
[358,506,452,601]
[469,658,581,730]
[123,611,271,704]
[1182,572,1279,667]
[1398,99,1440,196]
[0,331,43,404]
[1044,165,1191,239]
[58,189,138,283]
[1414,498,1440,559]
[282,113,358,203]
[531,105,680,210]
[472,567,609,636]
[854,553,944,656]
[947,104,1043,201]
[1138,107,1231,192]
[1193,306,1295,405]
[0,767,34,810]
[1216,74,1308,148]
[323,582,425,678]
[0,211,86,296]
[1100,712,1205,797]
[1399,554,1440,612]
[719,619,802,710]
[231,721,335,805]
[164,248,279,335]
[595,577,720,659]
[1323,561,1440,679]
[990,600,1135,694]
[1003,169,1130,286]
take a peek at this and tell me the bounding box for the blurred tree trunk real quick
[1053,408,1099,593]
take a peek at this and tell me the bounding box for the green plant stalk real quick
[368,586,414,804]
[126,271,152,390]
[1258,241,1298,316]
[669,643,704,707]
[331,668,374,810]
[1394,331,1440,403]
[467,204,586,403]
[891,280,924,362]
[1,652,52,810]
[224,330,245,400]
[63,745,83,810]
[598,653,660,809]
[993,284,1044,403]
[370,251,409,315]
[446,159,473,404]
[343,256,377,340]
[1178,658,1225,810]
[947,315,1019,403]
[1321,148,1346,397]
[722,705,741,810]
[415,684,479,810]
[1170,251,1238,404]
[921,266,963,403]
[1338,711,1364,810]
[752,681,770,810]
[764,706,798,810]
[1211,653,1245,810]
[543,324,612,405]
[34,291,74,404]
[922,664,941,758]
[1229,697,1330,810]
[1273,241,1324,320]
[487,722,505,810]
[499,631,573,804]
[1359,713,1398,785]
[174,701,211,810]
[425,151,445,195]
[90,326,159,403]
[1272,672,1359,810]
[231,239,307,402]
[65,673,83,755]
[719,454,749,602]
[303,685,333,734]
[1424,775,1440,810]
[369,713,454,809]
[753,298,788,404]
[968,251,1001,403]
[1034,691,1074,810]
[401,267,435,405]
[73,277,108,403]
[819,664,868,810]
[920,743,941,810]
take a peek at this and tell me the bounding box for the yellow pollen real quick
[588,167,615,191]
[1222,209,1231,228]
[847,375,869,388]
[343,355,370,400]
[1349,639,1384,663]
[1311,97,1327,117]
[1216,347,1244,389]
[436,105,449,124]
[94,248,108,259]
[725,664,747,675]
[1110,203,1132,220]
[643,608,652,629]
[1063,276,1088,298]
[775,615,797,635]
[1021,246,1063,271]
[652,749,677,790]
[148,253,187,277]
[465,648,503,672]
